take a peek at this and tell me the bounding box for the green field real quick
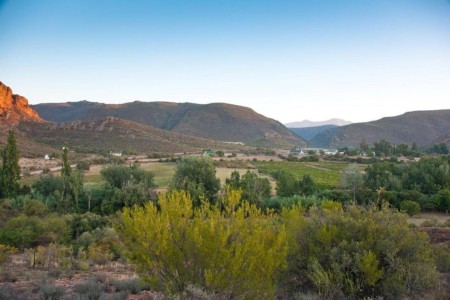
[82,162,251,189]
[254,160,356,189]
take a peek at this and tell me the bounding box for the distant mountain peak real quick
[285,118,352,128]
[0,82,44,125]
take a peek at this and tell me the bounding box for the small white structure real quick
[44,154,50,160]
[110,151,123,157]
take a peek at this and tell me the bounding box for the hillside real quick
[17,117,243,155]
[0,123,56,158]
[310,110,450,148]
[289,125,338,142]
[33,101,306,148]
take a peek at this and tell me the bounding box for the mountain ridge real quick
[285,118,352,128]
[33,101,306,148]
[310,110,450,148]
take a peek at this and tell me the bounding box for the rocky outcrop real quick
[0,82,44,124]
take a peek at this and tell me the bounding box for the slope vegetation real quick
[310,110,450,148]
[17,117,242,154]
[33,101,306,147]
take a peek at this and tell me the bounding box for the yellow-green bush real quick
[283,201,437,298]
[118,189,287,298]
[0,244,17,265]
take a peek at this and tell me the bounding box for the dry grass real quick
[407,212,450,226]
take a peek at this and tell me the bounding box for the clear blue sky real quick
[1,0,449,123]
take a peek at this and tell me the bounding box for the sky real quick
[0,0,449,124]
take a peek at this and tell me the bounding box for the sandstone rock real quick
[0,81,44,125]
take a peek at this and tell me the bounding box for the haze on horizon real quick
[0,0,449,124]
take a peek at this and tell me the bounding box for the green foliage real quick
[66,212,110,240]
[225,170,271,205]
[263,195,322,212]
[256,160,346,190]
[340,163,364,202]
[32,174,62,197]
[433,244,450,272]
[118,189,287,298]
[435,189,450,212]
[0,213,69,249]
[427,143,449,155]
[0,130,21,198]
[297,174,316,196]
[399,200,421,216]
[23,199,47,216]
[99,163,156,214]
[170,156,220,206]
[284,202,437,298]
[373,139,392,157]
[275,171,297,197]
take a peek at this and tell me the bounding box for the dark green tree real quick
[0,130,21,198]
[58,144,84,212]
[297,174,316,196]
[373,139,392,157]
[61,144,71,176]
[225,170,241,190]
[170,156,220,206]
[275,171,297,197]
[240,171,271,205]
[99,163,156,214]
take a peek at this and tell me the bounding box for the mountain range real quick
[32,101,305,148]
[0,82,306,156]
[310,110,450,149]
[285,118,352,128]
[2,81,450,155]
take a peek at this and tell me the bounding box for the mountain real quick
[33,101,306,147]
[0,82,43,125]
[289,125,338,142]
[285,118,351,128]
[310,110,450,148]
[17,117,241,154]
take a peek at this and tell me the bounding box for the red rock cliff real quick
[0,82,44,124]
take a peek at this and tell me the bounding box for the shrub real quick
[74,278,105,299]
[88,244,114,265]
[0,244,18,265]
[117,189,287,298]
[400,200,421,216]
[39,283,65,300]
[112,278,148,294]
[283,201,437,298]
[432,244,450,273]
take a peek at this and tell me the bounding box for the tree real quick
[297,174,316,196]
[373,139,392,157]
[170,156,220,206]
[58,144,84,212]
[399,200,421,216]
[360,138,370,153]
[61,144,71,177]
[0,130,21,198]
[99,163,156,214]
[226,170,272,204]
[340,164,364,202]
[275,171,297,197]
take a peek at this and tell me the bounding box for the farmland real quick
[254,160,356,189]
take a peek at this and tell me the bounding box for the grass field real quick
[83,162,253,189]
[407,212,450,226]
[254,160,358,189]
